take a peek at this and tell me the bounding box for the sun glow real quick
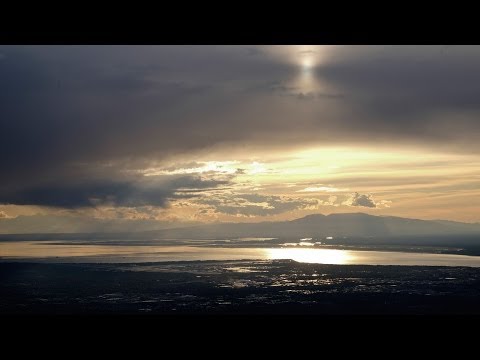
[265,248,353,264]
[301,57,313,72]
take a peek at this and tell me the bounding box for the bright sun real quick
[302,58,313,72]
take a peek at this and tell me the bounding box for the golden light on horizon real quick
[121,143,480,224]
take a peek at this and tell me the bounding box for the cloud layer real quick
[0,174,229,208]
[1,45,480,219]
[197,193,319,217]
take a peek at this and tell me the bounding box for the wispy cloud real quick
[197,193,320,217]
[297,186,349,193]
[141,161,240,176]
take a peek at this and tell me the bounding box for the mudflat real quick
[2,260,480,315]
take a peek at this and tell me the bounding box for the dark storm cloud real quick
[316,46,480,141]
[245,47,264,56]
[157,162,205,173]
[0,175,229,208]
[0,46,291,191]
[2,45,480,207]
[267,81,344,100]
[320,46,480,112]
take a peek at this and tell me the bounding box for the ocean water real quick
[1,240,480,267]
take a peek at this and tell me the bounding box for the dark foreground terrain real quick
[2,260,480,315]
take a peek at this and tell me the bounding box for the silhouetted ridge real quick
[143,212,480,239]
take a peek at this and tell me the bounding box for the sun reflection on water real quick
[265,248,353,264]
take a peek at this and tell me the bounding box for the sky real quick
[1,45,480,232]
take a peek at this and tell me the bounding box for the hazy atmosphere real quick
[1,46,480,233]
[2,45,480,316]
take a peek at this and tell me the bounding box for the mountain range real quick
[147,212,480,239]
[1,213,480,240]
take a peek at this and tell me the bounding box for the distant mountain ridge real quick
[147,212,480,239]
[1,212,480,239]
